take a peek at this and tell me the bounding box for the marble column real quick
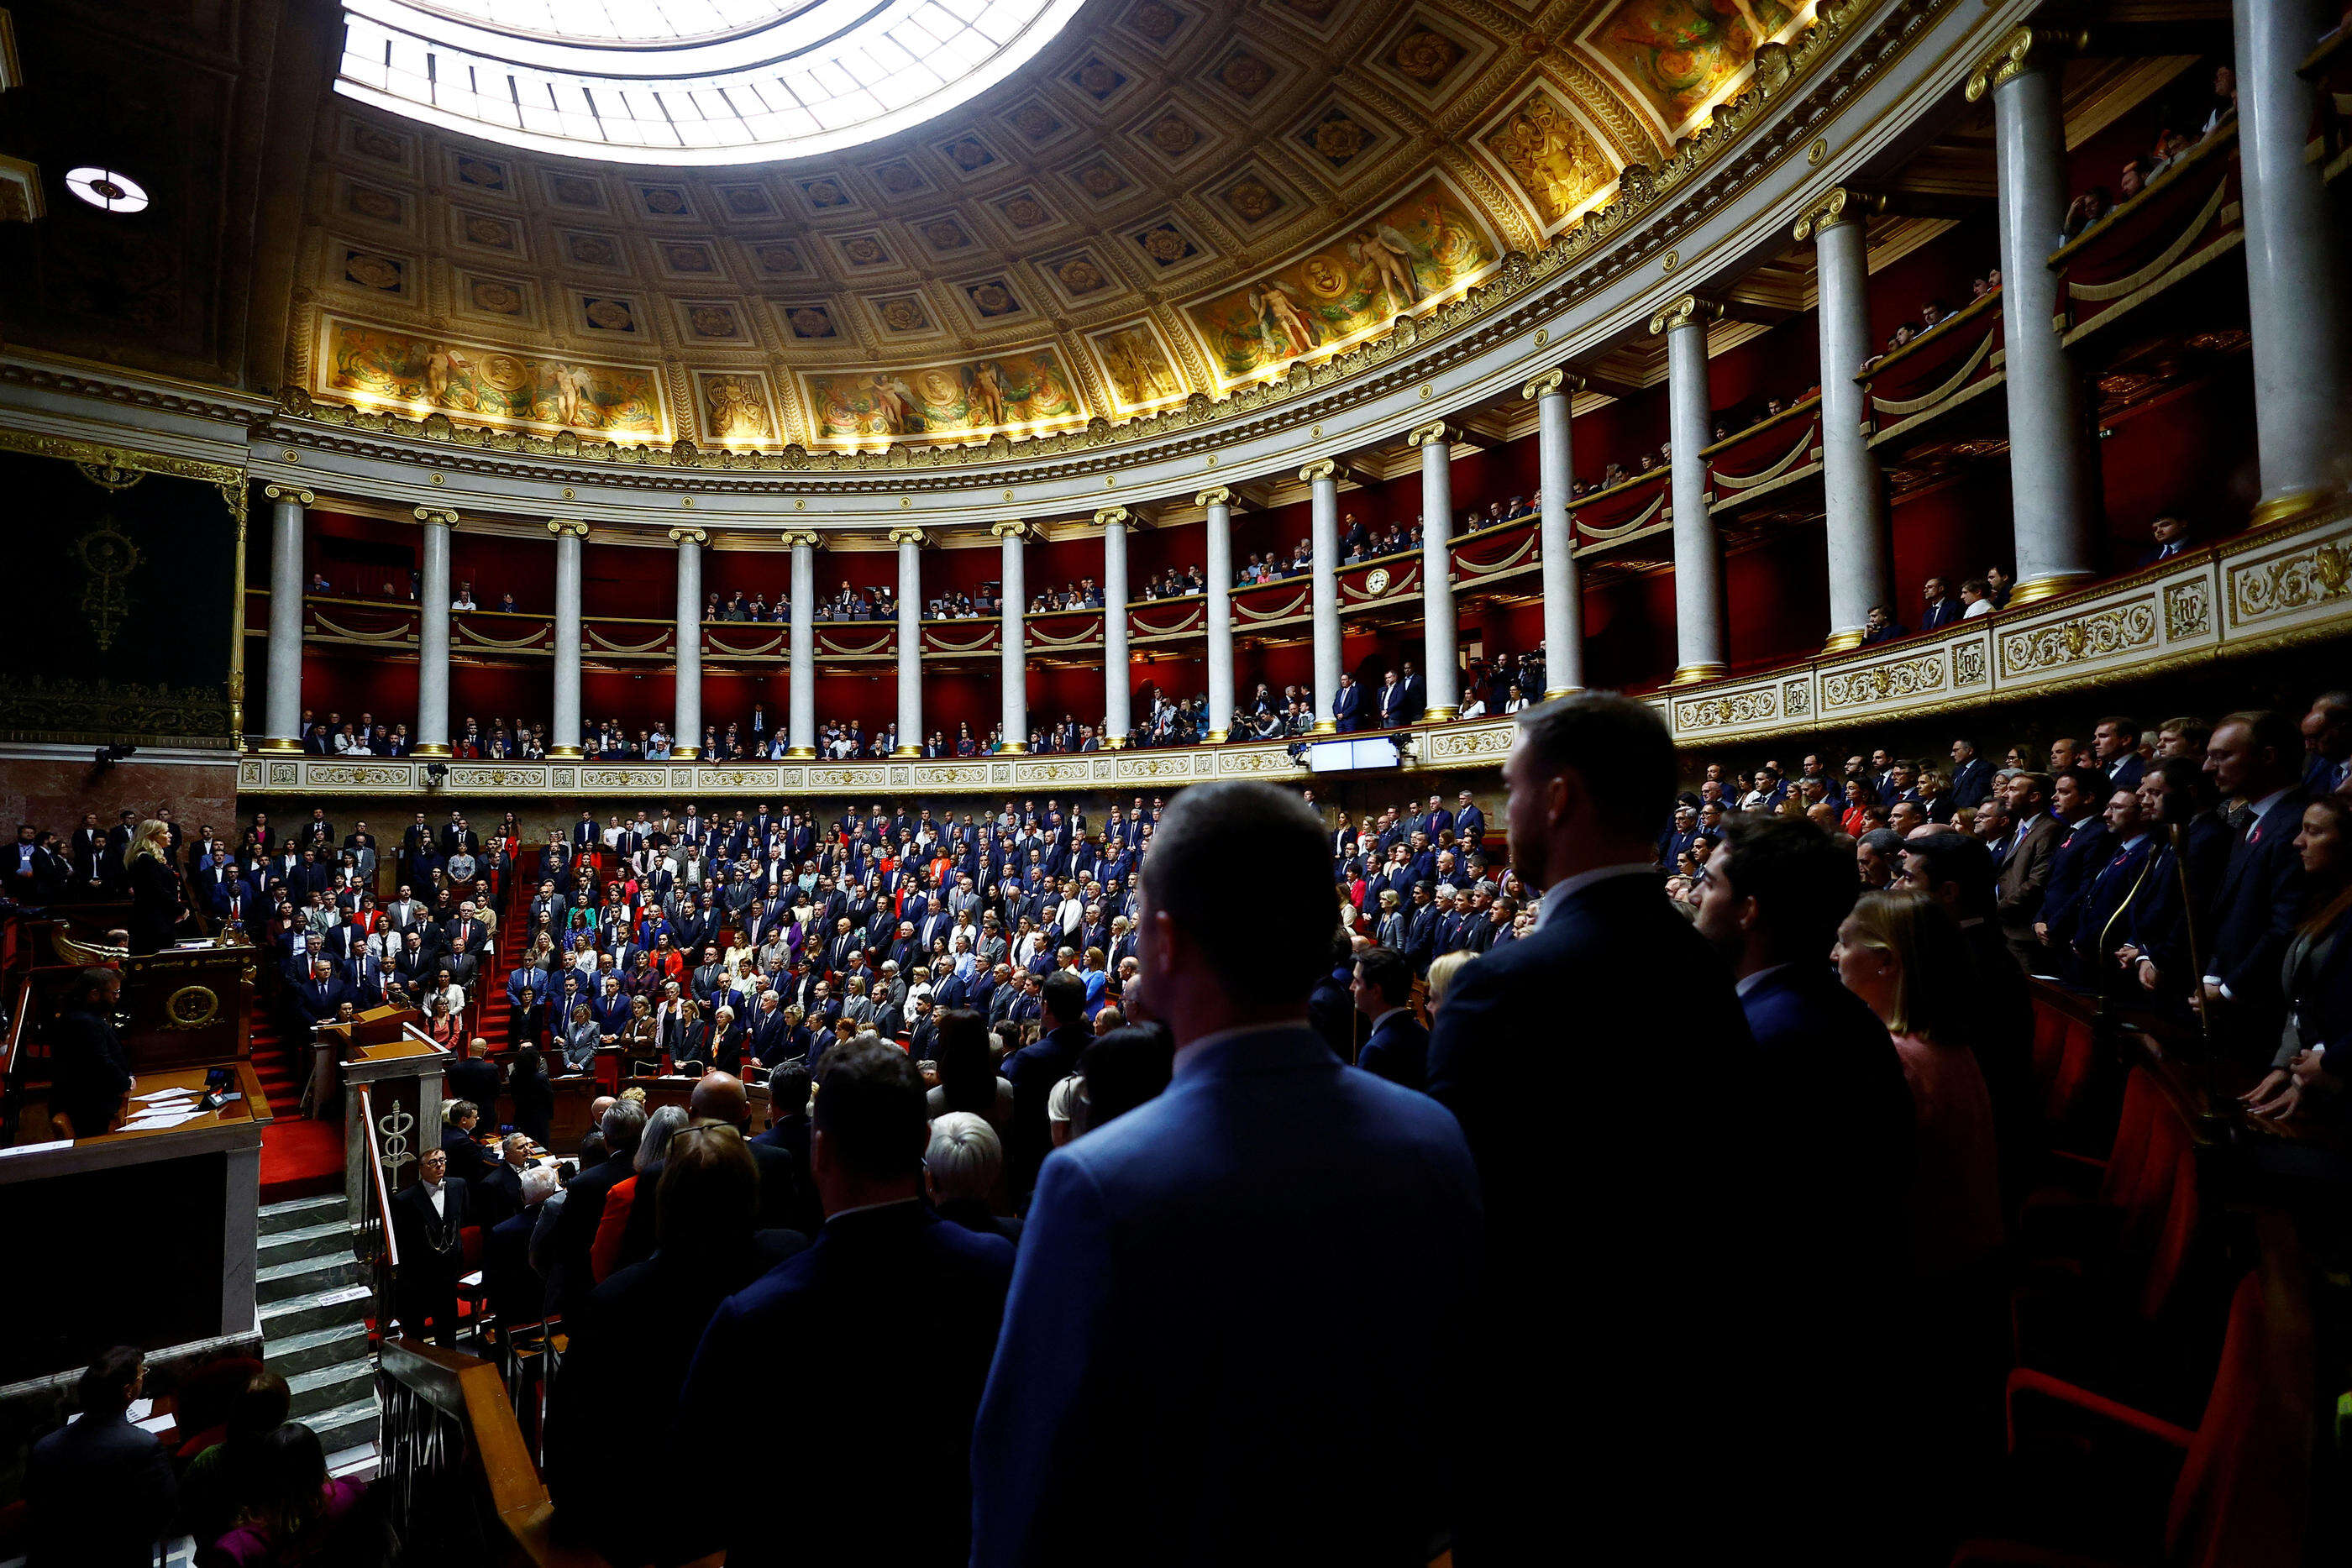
[259,485,311,752]
[1795,187,1893,649]
[992,521,1028,753]
[2235,0,2349,525]
[785,531,817,758]
[891,527,925,755]
[1304,459,1341,734]
[669,527,706,759]
[1523,370,1584,696]
[1199,487,1235,741]
[547,520,586,757]
[1409,422,1460,721]
[412,507,455,757]
[1969,27,2093,604]
[1097,506,1131,747]
[1651,295,1725,682]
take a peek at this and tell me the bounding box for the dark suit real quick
[1331,683,1362,733]
[474,1160,525,1231]
[447,1054,501,1116]
[1005,1020,1089,1200]
[974,1028,1478,1567]
[23,1408,176,1568]
[2036,817,2113,973]
[1919,595,1962,631]
[391,1177,471,1345]
[1357,1007,1429,1091]
[2207,789,2311,1056]
[1429,871,1777,1560]
[676,1204,1011,1566]
[50,1006,134,1138]
[1949,757,1996,809]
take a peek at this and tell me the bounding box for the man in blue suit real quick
[2033,768,2113,978]
[1947,737,1996,809]
[1331,671,1362,733]
[1005,969,1090,1202]
[2092,715,2146,793]
[974,782,1478,1567]
[1348,944,1428,1089]
[675,1040,1011,1567]
[1453,789,1485,852]
[2070,785,2160,990]
[1428,693,1788,1563]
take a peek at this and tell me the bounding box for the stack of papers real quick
[118,1086,217,1133]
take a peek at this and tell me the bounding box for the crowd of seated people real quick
[2066,65,2238,244]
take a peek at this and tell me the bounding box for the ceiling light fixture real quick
[65,166,149,213]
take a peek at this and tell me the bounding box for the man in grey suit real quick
[1994,770,2061,964]
[974,782,1479,1566]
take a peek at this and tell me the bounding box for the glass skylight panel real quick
[335,0,1086,162]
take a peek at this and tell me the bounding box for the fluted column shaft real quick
[1411,423,1459,720]
[413,508,454,756]
[671,528,705,758]
[995,522,1028,752]
[260,486,311,751]
[1526,374,1583,696]
[1200,488,1235,740]
[1305,460,1341,734]
[2235,0,2348,523]
[893,529,924,755]
[1656,297,1725,681]
[549,521,585,756]
[1972,31,2093,601]
[1098,508,1131,746]
[1798,193,1893,648]
[786,533,816,757]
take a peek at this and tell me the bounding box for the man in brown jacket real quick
[1995,769,2061,963]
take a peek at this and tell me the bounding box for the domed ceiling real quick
[288,0,1825,451]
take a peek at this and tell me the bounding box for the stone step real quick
[260,1193,344,1235]
[257,1251,360,1306]
[307,1397,380,1460]
[262,1321,371,1379]
[259,1219,349,1269]
[287,1361,375,1420]
[259,1282,373,1339]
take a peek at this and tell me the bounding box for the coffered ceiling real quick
[285,0,1830,450]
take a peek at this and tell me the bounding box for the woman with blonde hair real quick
[1425,950,1474,1018]
[1834,889,2000,1280]
[123,818,184,953]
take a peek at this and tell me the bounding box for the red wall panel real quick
[2096,366,2260,553]
[452,533,556,613]
[1725,526,1832,669]
[1579,570,1677,692]
[1888,467,2011,614]
[302,648,416,729]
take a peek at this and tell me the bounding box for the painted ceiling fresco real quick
[286,0,1821,448]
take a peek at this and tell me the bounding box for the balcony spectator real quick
[451,580,478,611]
[1959,578,1993,618]
[2141,513,2193,566]
[1859,605,1906,646]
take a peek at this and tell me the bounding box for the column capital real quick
[1521,368,1581,401]
[413,506,459,528]
[1647,294,1721,336]
[887,526,929,547]
[1792,185,1882,243]
[1092,506,1131,530]
[1299,458,1337,484]
[546,518,589,538]
[989,519,1032,539]
[780,528,822,548]
[263,485,315,506]
[1965,24,2087,102]
[667,527,708,546]
[1194,485,1232,509]
[1406,420,1456,448]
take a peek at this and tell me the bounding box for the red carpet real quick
[255,862,539,1204]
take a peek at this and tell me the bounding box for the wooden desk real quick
[0,1064,267,1385]
[80,1062,270,1146]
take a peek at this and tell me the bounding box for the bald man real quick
[613,1072,809,1268]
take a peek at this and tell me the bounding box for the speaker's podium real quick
[323,1009,451,1219]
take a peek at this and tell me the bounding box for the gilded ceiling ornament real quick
[1484,90,1615,225]
[74,459,144,493]
[72,514,142,652]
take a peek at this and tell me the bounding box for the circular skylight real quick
[334,0,1089,165]
[64,167,150,213]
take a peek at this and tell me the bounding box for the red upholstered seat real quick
[1961,1219,2313,1568]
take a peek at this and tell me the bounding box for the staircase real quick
[256,1194,379,1469]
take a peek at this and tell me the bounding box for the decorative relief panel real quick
[1781,679,1811,717]
[1998,598,2158,678]
[2229,531,2352,626]
[1823,652,1947,711]
[1673,688,1777,731]
[2163,578,2213,641]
